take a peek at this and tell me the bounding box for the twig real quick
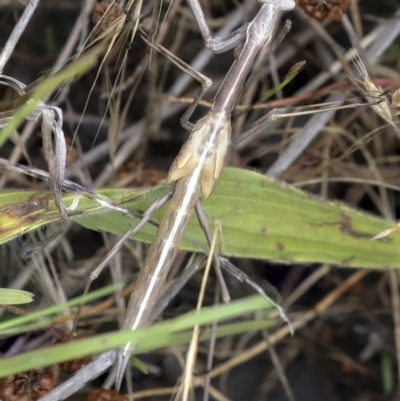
[0,0,40,72]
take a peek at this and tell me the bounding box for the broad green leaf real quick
[0,186,155,244]
[0,289,34,305]
[0,168,399,268]
[0,295,273,377]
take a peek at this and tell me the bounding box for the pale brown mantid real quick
[115,0,296,390]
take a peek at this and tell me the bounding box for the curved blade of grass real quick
[0,283,123,333]
[0,44,104,147]
[1,168,400,268]
[258,61,306,103]
[0,295,272,377]
[0,289,34,305]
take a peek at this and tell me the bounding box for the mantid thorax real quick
[167,112,231,199]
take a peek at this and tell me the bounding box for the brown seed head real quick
[116,161,166,187]
[87,388,129,401]
[59,355,93,374]
[296,0,351,22]
[0,369,55,401]
[54,334,93,373]
[92,0,124,36]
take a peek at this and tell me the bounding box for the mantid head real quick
[260,0,296,11]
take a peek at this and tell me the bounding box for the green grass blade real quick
[0,45,104,147]
[0,289,34,305]
[0,283,123,332]
[257,61,305,104]
[0,295,272,376]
